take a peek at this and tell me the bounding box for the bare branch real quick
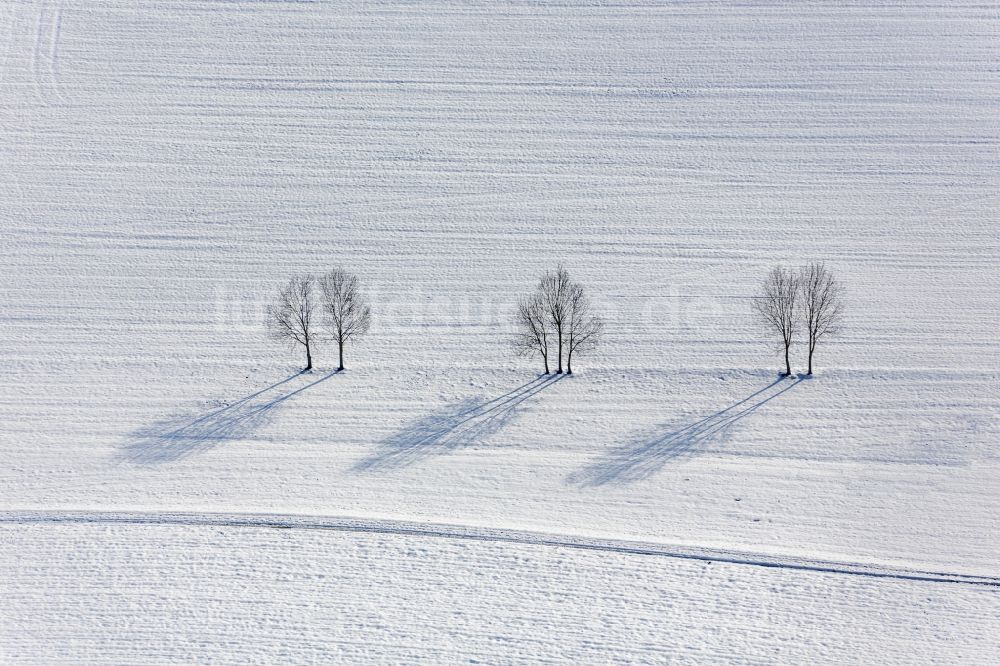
[751,266,800,376]
[511,291,550,373]
[799,262,845,375]
[319,267,372,371]
[565,282,603,374]
[511,264,602,375]
[266,274,318,371]
[539,264,572,373]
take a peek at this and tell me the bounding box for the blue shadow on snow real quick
[118,370,338,465]
[354,374,562,472]
[568,377,802,486]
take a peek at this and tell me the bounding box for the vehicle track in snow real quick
[3,509,997,588]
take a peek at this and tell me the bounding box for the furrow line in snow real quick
[2,510,997,588]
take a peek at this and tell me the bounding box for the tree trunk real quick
[338,340,344,371]
[542,350,549,374]
[566,347,573,375]
[807,345,814,376]
[305,341,313,371]
[783,344,791,376]
[556,328,563,373]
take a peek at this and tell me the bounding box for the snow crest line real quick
[3,510,997,588]
[0,511,1000,587]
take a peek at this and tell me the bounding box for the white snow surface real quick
[2,0,999,663]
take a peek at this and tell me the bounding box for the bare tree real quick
[267,274,318,372]
[319,268,372,371]
[799,262,844,375]
[512,265,603,375]
[539,264,572,373]
[512,291,551,374]
[751,266,799,376]
[565,283,603,374]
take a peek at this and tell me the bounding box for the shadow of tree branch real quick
[119,371,338,464]
[569,377,802,487]
[354,374,562,472]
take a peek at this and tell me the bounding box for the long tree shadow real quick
[119,370,339,465]
[355,374,562,472]
[569,377,803,487]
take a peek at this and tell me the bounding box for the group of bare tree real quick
[267,262,840,378]
[266,264,605,375]
[752,262,844,376]
[266,268,372,372]
[512,265,603,375]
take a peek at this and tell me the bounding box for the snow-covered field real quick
[2,0,999,663]
[4,518,999,664]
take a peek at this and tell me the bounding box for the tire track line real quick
[2,510,997,588]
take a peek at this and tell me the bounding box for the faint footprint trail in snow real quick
[570,377,803,487]
[30,0,66,106]
[355,375,562,472]
[119,371,338,465]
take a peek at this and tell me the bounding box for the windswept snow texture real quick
[3,522,999,664]
[1,0,999,663]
